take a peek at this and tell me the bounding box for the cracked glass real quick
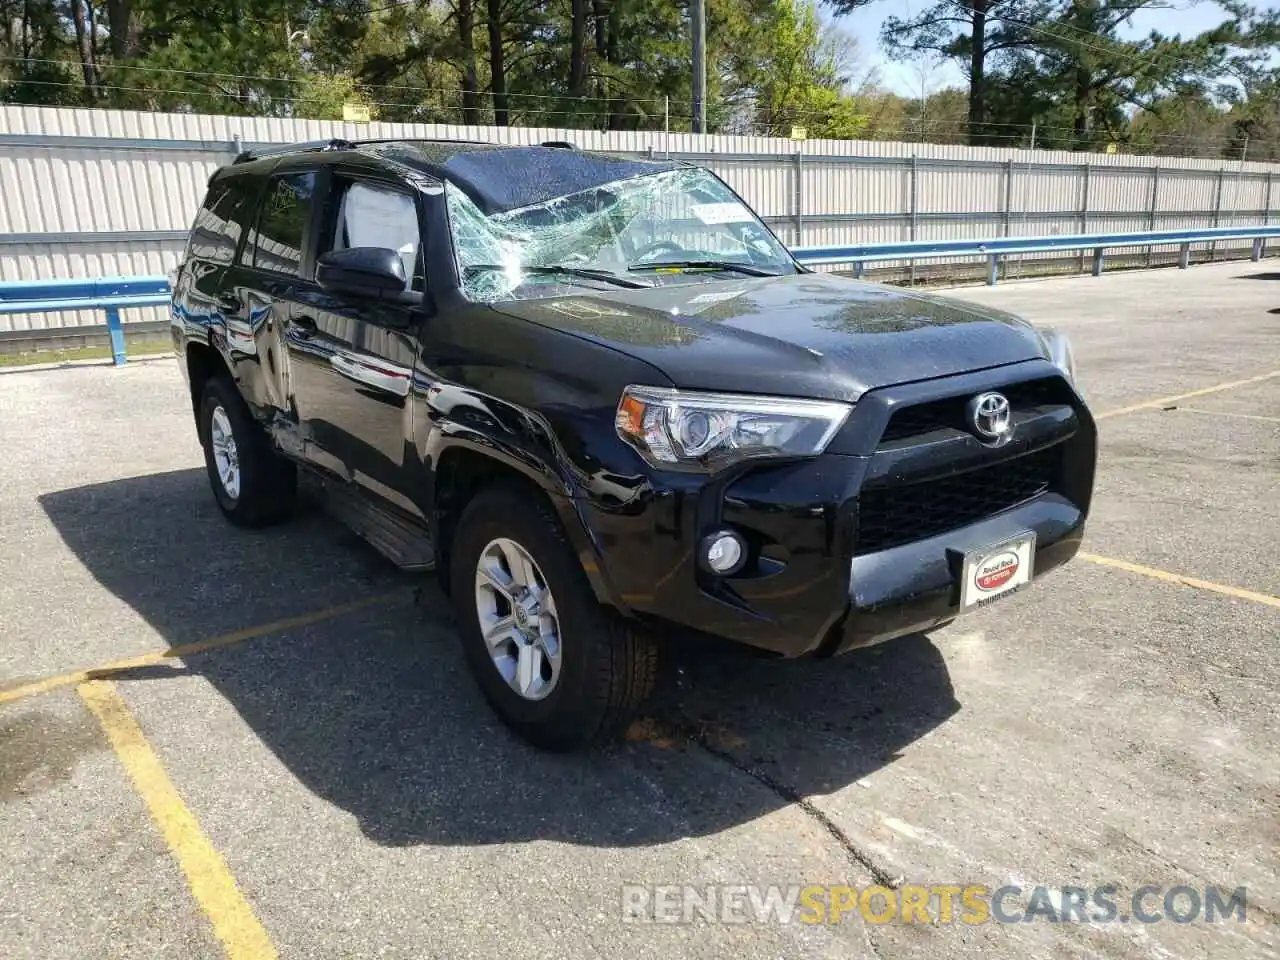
[446,167,795,302]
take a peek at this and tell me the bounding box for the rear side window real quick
[247,172,317,277]
[187,175,256,265]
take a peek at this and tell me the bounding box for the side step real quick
[313,474,436,571]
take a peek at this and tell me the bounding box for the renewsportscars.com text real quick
[620,884,1248,926]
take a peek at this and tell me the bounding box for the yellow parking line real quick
[79,679,277,960]
[1094,370,1280,420]
[1175,406,1280,425]
[1079,553,1280,610]
[0,591,405,707]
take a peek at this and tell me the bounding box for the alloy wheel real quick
[474,536,563,701]
[209,405,241,500]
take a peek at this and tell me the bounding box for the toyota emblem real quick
[967,392,1012,441]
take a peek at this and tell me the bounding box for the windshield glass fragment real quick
[446,167,795,302]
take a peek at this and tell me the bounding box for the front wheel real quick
[450,484,659,751]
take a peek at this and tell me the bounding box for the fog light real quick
[701,530,746,575]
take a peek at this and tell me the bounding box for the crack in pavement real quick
[691,732,903,889]
[688,730,898,960]
[629,711,904,891]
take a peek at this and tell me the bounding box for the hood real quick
[493,272,1050,402]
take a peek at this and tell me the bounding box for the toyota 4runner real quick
[171,137,1097,750]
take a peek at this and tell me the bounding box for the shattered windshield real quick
[446,166,796,302]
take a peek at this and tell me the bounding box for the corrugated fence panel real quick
[1014,166,1083,216]
[806,158,903,215]
[921,163,1004,217]
[0,142,224,234]
[703,158,790,219]
[5,103,1280,340]
[1088,167,1160,214]
[1156,169,1221,214]
[1218,174,1267,215]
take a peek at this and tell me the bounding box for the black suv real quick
[171,137,1096,749]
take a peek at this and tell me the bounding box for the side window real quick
[187,175,256,265]
[324,179,423,291]
[247,172,316,277]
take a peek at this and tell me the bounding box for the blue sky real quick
[825,0,1280,96]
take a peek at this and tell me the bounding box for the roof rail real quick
[541,140,577,150]
[347,137,489,148]
[234,138,355,164]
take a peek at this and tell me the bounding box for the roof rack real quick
[234,138,355,164]
[349,137,489,149]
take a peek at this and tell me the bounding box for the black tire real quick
[198,376,296,527]
[450,483,659,751]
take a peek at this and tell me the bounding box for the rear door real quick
[228,165,333,469]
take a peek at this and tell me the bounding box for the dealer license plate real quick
[959,533,1036,610]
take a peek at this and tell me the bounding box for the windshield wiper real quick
[627,259,779,277]
[464,264,652,289]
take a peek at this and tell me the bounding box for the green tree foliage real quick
[0,0,876,135]
[3,0,1280,157]
[718,0,873,137]
[829,0,1280,152]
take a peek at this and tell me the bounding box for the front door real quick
[285,170,427,517]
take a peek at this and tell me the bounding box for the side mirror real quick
[317,247,419,303]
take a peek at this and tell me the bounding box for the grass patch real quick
[0,341,173,368]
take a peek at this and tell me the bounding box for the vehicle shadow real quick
[41,469,960,849]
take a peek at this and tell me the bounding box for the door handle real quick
[215,294,240,313]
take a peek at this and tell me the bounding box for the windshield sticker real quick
[689,202,754,225]
[687,290,745,304]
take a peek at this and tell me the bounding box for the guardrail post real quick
[1091,247,1104,277]
[105,307,127,366]
[853,261,864,279]
[987,254,999,286]
[1178,243,1190,269]
[1252,237,1263,262]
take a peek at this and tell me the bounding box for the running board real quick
[315,474,436,571]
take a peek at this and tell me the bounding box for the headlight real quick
[1042,328,1076,382]
[615,385,852,471]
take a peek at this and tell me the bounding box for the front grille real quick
[880,377,1067,443]
[853,446,1059,555]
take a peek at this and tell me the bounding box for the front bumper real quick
[578,360,1097,658]
[834,493,1084,654]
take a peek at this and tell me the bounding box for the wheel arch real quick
[184,340,233,429]
[430,441,628,615]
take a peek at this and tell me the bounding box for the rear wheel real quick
[198,376,296,527]
[450,484,659,751]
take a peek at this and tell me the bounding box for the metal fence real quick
[3,103,1279,347]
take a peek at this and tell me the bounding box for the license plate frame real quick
[959,532,1037,610]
